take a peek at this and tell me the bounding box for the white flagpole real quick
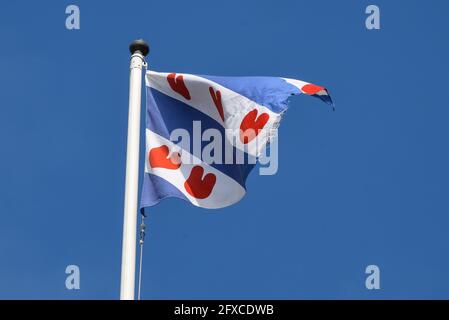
[120,39,149,300]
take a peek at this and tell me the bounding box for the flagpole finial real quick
[129,39,149,57]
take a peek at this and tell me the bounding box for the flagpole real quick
[120,39,149,300]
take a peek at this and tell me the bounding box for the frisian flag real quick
[140,71,333,210]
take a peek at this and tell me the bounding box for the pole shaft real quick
[120,52,145,300]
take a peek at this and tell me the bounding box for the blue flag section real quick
[140,71,333,210]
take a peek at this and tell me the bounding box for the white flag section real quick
[144,129,246,208]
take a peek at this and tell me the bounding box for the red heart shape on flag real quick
[209,87,225,122]
[301,83,324,95]
[149,145,181,170]
[167,73,191,100]
[184,166,216,199]
[239,109,270,144]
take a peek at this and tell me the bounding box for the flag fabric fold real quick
[140,70,332,211]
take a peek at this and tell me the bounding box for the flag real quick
[140,70,333,211]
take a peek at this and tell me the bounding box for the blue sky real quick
[0,0,449,299]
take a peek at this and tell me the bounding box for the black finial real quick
[129,39,150,57]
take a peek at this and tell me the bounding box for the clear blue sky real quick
[0,0,448,299]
